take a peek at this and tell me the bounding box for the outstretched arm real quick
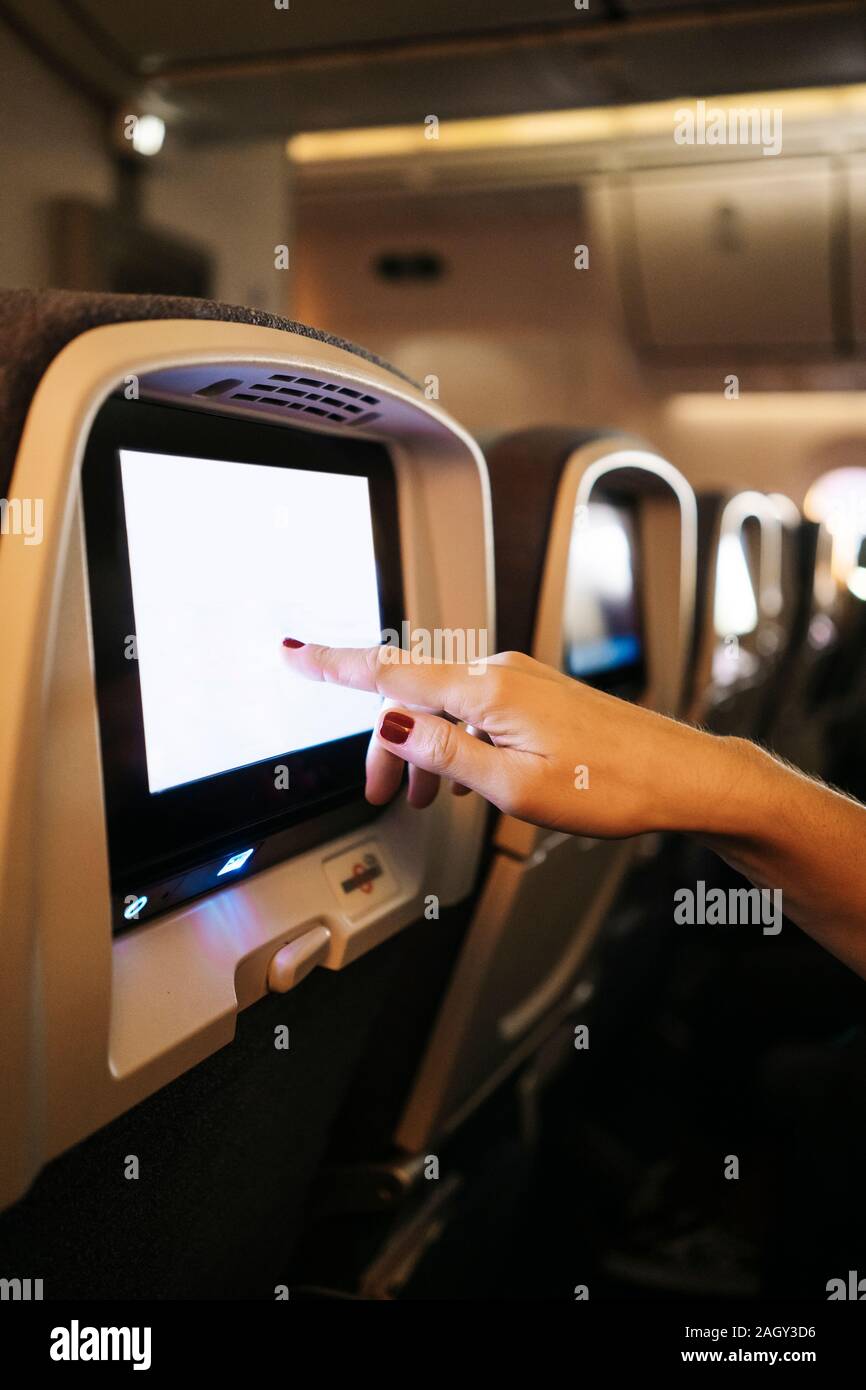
[282,641,866,978]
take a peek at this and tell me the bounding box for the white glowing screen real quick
[120,449,383,792]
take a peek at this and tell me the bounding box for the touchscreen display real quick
[713,531,759,638]
[119,449,383,793]
[562,500,643,681]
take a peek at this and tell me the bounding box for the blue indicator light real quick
[124,894,148,921]
[218,848,255,877]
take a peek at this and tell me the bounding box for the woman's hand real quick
[281,642,743,840]
[281,638,866,973]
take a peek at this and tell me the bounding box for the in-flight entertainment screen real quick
[562,499,645,693]
[83,397,402,925]
[119,447,383,793]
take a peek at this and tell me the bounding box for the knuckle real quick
[484,666,512,707]
[425,719,459,773]
[368,643,390,690]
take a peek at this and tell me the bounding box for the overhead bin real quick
[623,158,837,355]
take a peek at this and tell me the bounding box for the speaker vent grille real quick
[192,370,383,428]
[194,377,244,397]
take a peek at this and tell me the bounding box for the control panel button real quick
[322,841,397,921]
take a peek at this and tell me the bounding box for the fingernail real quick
[380,711,414,745]
[282,638,305,649]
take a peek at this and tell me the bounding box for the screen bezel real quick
[82,395,403,888]
[562,491,647,698]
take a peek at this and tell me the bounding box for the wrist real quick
[653,726,773,841]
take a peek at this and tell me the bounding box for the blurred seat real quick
[762,508,839,771]
[392,427,698,1151]
[690,490,792,737]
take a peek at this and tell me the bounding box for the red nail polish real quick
[380,712,414,745]
[282,638,305,649]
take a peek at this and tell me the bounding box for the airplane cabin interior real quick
[2,0,866,1351]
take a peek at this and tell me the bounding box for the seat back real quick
[692,490,789,734]
[0,289,493,1294]
[392,428,698,1150]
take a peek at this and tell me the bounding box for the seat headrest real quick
[0,288,414,499]
[484,426,620,655]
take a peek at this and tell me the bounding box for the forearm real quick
[664,729,866,977]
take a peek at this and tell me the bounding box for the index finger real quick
[281,640,495,726]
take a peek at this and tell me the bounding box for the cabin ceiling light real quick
[131,114,166,157]
[287,84,866,164]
